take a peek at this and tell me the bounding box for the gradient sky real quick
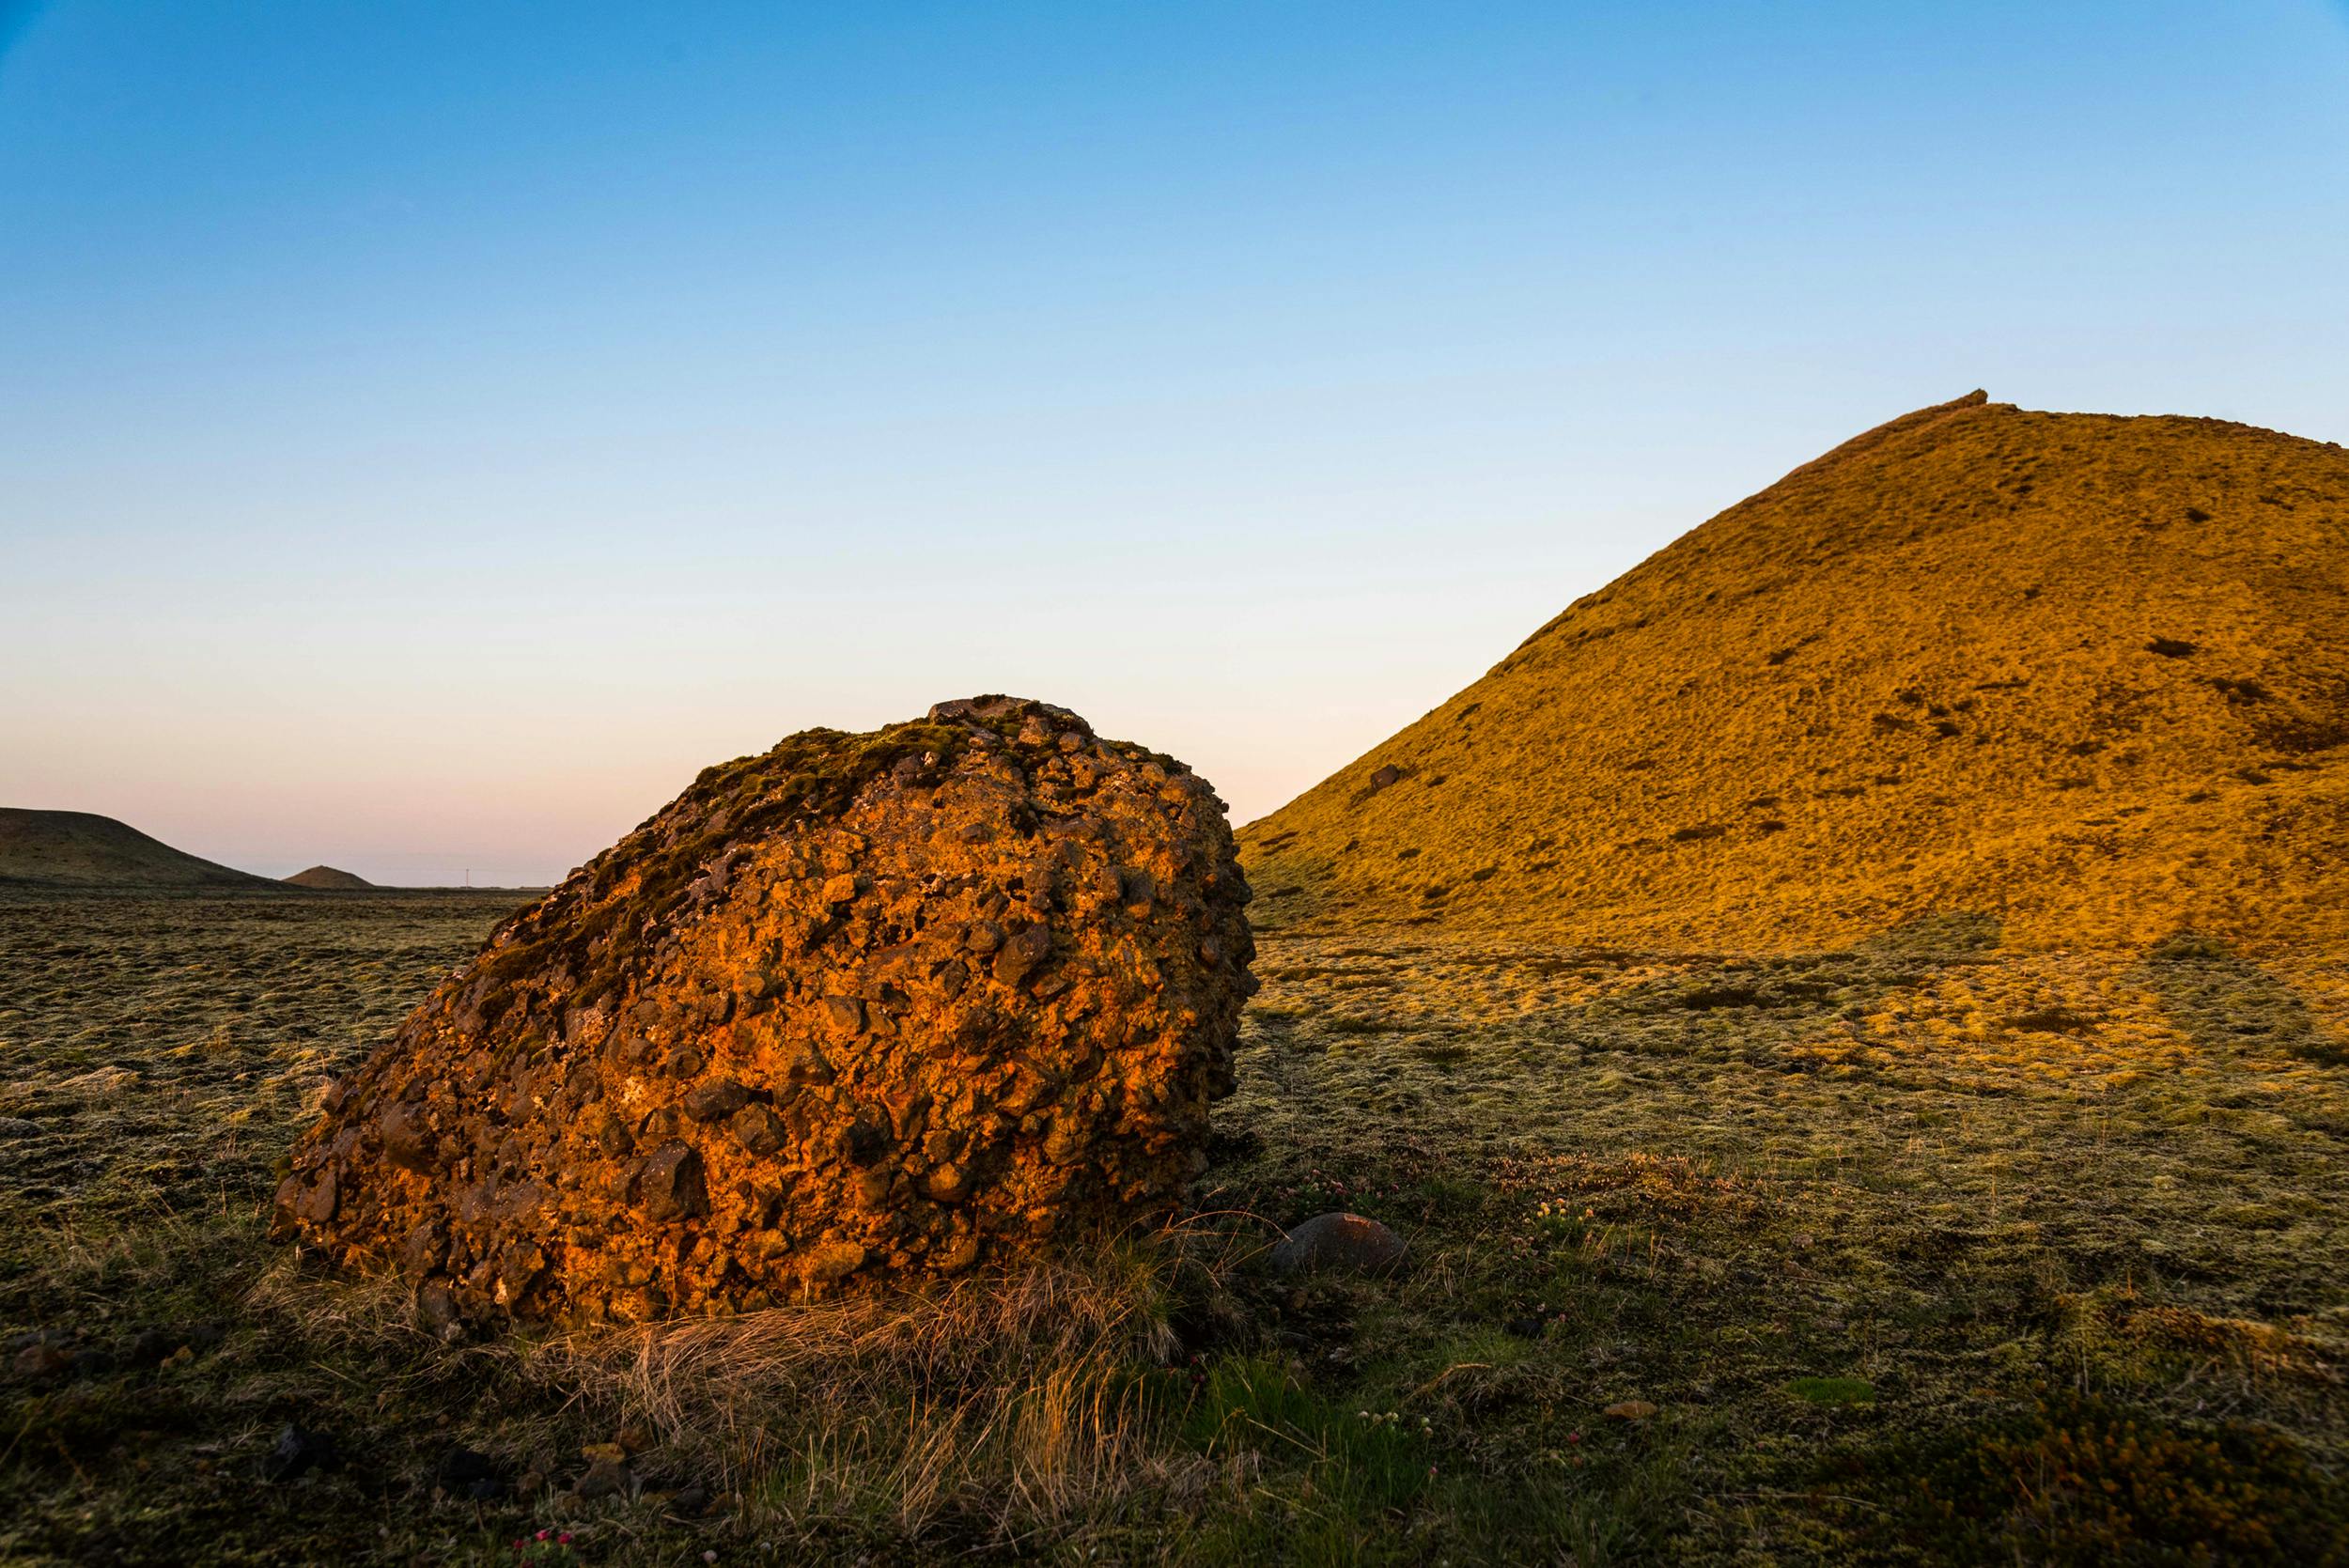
[6,3,2347,885]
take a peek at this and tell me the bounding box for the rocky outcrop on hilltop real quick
[273,697,1254,1324]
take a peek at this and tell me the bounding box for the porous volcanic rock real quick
[272,697,1254,1323]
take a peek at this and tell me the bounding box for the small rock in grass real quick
[1268,1213,1407,1277]
[417,1283,465,1343]
[11,1337,78,1382]
[580,1440,627,1464]
[0,1116,43,1139]
[124,1322,225,1369]
[262,1422,336,1483]
[574,1455,630,1501]
[670,1482,709,1516]
[1603,1400,1658,1421]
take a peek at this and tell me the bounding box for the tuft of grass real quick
[1786,1376,1876,1407]
[518,1245,1192,1542]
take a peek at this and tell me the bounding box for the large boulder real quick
[272,697,1255,1323]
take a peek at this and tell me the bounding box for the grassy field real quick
[5,892,2347,1564]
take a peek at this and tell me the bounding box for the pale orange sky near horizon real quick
[8,3,2347,884]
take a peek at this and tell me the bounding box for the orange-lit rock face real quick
[272,698,1254,1323]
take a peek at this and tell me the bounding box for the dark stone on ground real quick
[262,1423,336,1483]
[416,1283,465,1342]
[436,1445,503,1491]
[1268,1212,1408,1277]
[123,1322,225,1368]
[574,1455,630,1501]
[11,1333,78,1383]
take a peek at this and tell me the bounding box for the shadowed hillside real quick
[0,809,276,890]
[1241,393,2349,952]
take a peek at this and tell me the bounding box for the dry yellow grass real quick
[8,891,2349,1562]
[1241,393,2349,953]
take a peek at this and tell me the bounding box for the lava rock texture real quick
[272,697,1254,1323]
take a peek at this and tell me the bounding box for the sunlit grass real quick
[5,897,2347,1562]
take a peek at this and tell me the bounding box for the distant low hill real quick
[1241,393,2349,953]
[284,865,374,890]
[0,809,278,889]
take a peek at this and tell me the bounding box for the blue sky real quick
[5,2,2346,884]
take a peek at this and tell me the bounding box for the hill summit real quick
[0,809,275,890]
[284,865,374,891]
[1240,394,2349,953]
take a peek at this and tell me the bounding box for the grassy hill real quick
[0,809,277,890]
[282,865,374,891]
[1241,393,2349,952]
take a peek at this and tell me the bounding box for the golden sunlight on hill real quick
[1241,394,2349,952]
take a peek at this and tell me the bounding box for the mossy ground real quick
[5,893,2346,1563]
